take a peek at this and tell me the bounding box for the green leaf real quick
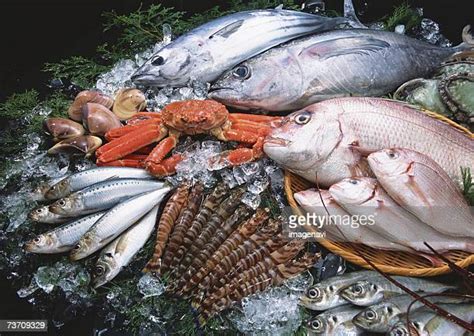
[461,167,474,205]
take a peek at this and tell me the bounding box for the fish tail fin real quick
[453,25,474,52]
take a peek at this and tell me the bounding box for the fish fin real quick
[275,4,284,10]
[343,0,366,28]
[209,20,245,39]
[349,140,374,157]
[300,36,390,60]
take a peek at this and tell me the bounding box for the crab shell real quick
[161,99,229,135]
[112,88,147,120]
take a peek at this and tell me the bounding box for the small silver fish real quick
[353,293,470,333]
[49,179,164,217]
[306,305,363,335]
[93,205,158,288]
[388,303,474,336]
[368,148,474,238]
[31,176,65,201]
[131,8,350,87]
[299,270,379,310]
[70,186,171,261]
[340,277,454,306]
[28,205,71,224]
[210,27,473,111]
[24,212,105,254]
[45,167,154,200]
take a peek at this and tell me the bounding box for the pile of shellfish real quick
[43,88,146,156]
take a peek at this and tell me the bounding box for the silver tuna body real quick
[210,29,466,111]
[131,9,348,87]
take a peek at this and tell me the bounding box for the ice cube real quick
[233,166,247,185]
[240,162,262,181]
[137,273,164,298]
[248,176,270,194]
[17,281,39,298]
[241,192,261,210]
[220,169,238,189]
[201,140,222,153]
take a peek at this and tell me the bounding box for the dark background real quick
[0,0,472,335]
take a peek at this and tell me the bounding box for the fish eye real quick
[58,200,66,206]
[73,244,81,251]
[233,65,250,79]
[294,111,311,125]
[365,310,377,320]
[151,56,165,66]
[33,237,41,243]
[36,208,44,213]
[386,150,399,159]
[307,287,320,299]
[349,179,358,185]
[310,320,321,330]
[353,284,363,293]
[94,266,105,276]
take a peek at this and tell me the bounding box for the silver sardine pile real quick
[300,271,471,335]
[26,167,171,286]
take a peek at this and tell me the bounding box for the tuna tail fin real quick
[453,25,474,52]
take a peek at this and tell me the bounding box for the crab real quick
[95,100,282,176]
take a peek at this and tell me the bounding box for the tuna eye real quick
[307,288,320,299]
[310,320,321,330]
[94,266,105,276]
[233,65,250,79]
[294,112,311,125]
[152,56,165,66]
[365,310,376,319]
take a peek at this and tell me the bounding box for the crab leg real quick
[213,128,265,165]
[144,130,183,176]
[96,155,147,168]
[105,118,161,141]
[96,122,167,163]
[228,113,282,124]
[146,154,184,176]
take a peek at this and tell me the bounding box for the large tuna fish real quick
[210,27,473,111]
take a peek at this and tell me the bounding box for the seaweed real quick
[384,2,422,32]
[461,167,474,205]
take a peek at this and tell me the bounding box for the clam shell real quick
[82,103,122,136]
[68,90,114,121]
[47,135,102,157]
[43,118,85,141]
[112,88,147,120]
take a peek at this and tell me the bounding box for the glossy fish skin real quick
[306,305,363,335]
[210,28,469,111]
[70,186,171,261]
[294,188,416,253]
[45,167,154,200]
[368,148,474,238]
[24,212,105,254]
[388,303,474,336]
[299,270,379,311]
[28,205,71,224]
[329,177,474,253]
[93,205,158,288]
[353,293,468,333]
[341,277,454,306]
[49,179,165,217]
[264,97,474,187]
[131,9,348,87]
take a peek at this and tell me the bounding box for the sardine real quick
[299,270,379,310]
[263,97,474,186]
[70,186,171,260]
[340,277,454,306]
[388,303,474,336]
[31,176,65,201]
[353,293,470,333]
[28,205,71,224]
[45,167,154,200]
[24,212,105,254]
[329,177,474,253]
[93,205,158,288]
[306,304,363,335]
[368,148,474,238]
[131,9,350,87]
[49,179,164,217]
[210,27,473,111]
[294,188,417,253]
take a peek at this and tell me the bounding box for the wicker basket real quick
[284,171,474,277]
